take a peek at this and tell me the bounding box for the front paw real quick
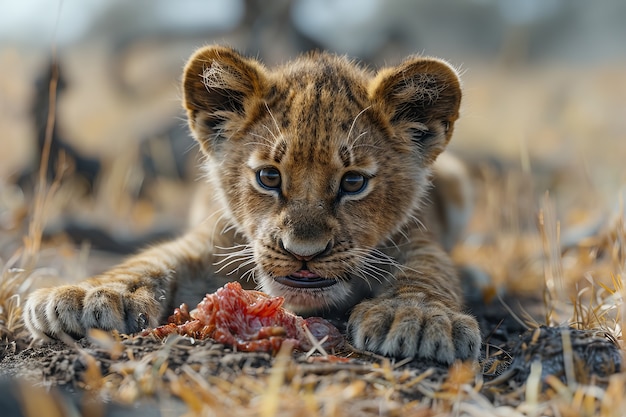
[23,282,160,341]
[348,298,480,364]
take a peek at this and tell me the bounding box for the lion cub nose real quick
[280,239,332,261]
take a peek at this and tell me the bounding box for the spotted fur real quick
[24,46,480,364]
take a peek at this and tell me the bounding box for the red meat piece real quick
[146,282,344,353]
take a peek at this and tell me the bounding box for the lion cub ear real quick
[183,45,267,153]
[370,57,462,164]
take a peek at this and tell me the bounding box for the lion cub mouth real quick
[275,269,337,289]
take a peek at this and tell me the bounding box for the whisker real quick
[247,133,275,149]
[214,253,255,275]
[407,214,427,232]
[212,248,254,263]
[214,254,252,272]
[240,268,257,283]
[339,262,377,294]
[216,215,240,240]
[351,247,404,269]
[394,226,411,243]
[224,258,257,277]
[355,259,391,285]
[346,245,422,284]
[346,106,371,142]
[194,207,236,246]
[214,244,253,254]
[344,261,376,290]
[264,102,284,141]
[261,124,279,143]
[350,142,385,151]
[221,223,239,235]
[212,243,255,275]
[234,257,257,270]
[380,235,404,252]
[363,261,395,282]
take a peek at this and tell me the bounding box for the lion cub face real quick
[183,46,461,314]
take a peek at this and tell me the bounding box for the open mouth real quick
[274,270,337,289]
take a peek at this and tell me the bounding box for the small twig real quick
[302,322,329,358]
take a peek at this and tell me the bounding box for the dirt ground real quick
[0,289,621,416]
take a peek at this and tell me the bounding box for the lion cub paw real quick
[348,298,480,364]
[23,282,160,341]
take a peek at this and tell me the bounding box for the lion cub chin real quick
[24,45,480,364]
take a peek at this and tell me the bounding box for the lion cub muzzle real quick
[276,206,337,289]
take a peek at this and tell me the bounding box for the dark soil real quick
[0,292,620,416]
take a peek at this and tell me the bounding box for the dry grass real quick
[1,56,625,416]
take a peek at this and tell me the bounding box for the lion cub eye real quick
[256,167,282,190]
[340,172,367,195]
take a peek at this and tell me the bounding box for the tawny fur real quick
[24,46,480,363]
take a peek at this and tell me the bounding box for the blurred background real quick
[1,0,625,290]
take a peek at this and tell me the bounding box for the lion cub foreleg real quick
[23,229,216,341]
[348,235,480,364]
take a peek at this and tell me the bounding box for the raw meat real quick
[145,282,344,353]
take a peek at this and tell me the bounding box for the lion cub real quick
[24,46,480,364]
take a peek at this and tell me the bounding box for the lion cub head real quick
[183,46,461,314]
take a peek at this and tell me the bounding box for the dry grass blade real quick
[0,57,67,344]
